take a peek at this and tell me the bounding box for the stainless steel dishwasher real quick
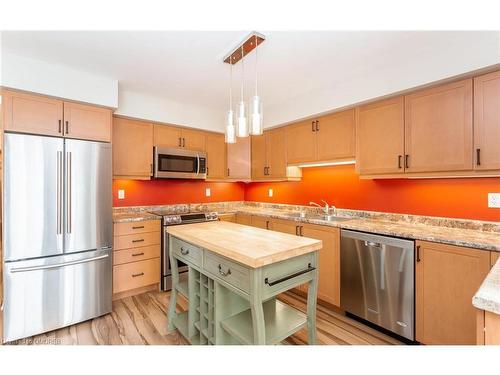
[340,229,415,340]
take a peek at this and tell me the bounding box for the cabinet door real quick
[250,216,271,230]
[474,70,500,170]
[2,89,63,136]
[405,79,473,173]
[356,97,405,175]
[227,136,251,180]
[267,127,287,178]
[235,213,252,226]
[271,218,300,235]
[301,224,340,307]
[63,102,112,142]
[316,109,355,161]
[153,124,182,148]
[182,128,206,152]
[491,252,500,267]
[286,120,317,164]
[113,117,153,178]
[415,240,490,344]
[251,133,267,180]
[206,133,226,179]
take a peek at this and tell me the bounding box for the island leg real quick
[250,269,266,344]
[167,244,180,333]
[307,255,319,345]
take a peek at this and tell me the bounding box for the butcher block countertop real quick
[166,221,322,268]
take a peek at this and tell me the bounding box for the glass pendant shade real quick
[237,100,248,137]
[249,95,263,135]
[225,109,236,143]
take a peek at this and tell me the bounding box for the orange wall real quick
[245,165,500,222]
[113,179,245,207]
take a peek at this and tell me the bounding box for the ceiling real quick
[2,31,500,129]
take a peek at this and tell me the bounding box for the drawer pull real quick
[132,252,145,257]
[132,239,145,243]
[180,247,189,255]
[132,225,145,229]
[218,264,232,277]
[264,263,316,287]
[132,272,144,278]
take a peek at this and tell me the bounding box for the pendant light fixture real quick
[249,34,263,135]
[223,32,265,143]
[237,45,249,138]
[225,57,236,144]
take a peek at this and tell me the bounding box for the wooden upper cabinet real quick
[356,97,405,175]
[286,120,317,164]
[113,117,153,178]
[251,133,267,180]
[474,70,500,171]
[63,102,112,142]
[205,133,226,179]
[227,136,251,180]
[267,127,287,179]
[415,240,490,344]
[182,128,206,152]
[153,124,182,148]
[405,79,473,173]
[2,89,63,136]
[316,109,355,161]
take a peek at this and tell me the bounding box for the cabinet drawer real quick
[204,252,250,293]
[114,232,160,251]
[171,238,202,267]
[113,258,160,294]
[114,220,160,236]
[113,245,160,265]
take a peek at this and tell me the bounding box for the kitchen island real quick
[166,221,322,345]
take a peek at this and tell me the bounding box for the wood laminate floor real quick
[9,291,402,345]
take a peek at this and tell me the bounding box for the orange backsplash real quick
[245,165,500,222]
[113,179,245,207]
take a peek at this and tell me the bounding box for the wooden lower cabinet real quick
[415,240,490,344]
[491,251,500,267]
[485,311,500,344]
[235,213,252,226]
[251,216,271,230]
[113,258,160,294]
[218,213,236,222]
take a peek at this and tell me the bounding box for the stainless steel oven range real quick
[149,211,219,290]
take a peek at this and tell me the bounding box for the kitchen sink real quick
[286,212,351,222]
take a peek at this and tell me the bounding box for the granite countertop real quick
[473,258,500,315]
[113,212,160,223]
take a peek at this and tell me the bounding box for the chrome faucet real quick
[309,200,336,216]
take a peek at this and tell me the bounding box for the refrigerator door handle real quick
[66,151,72,234]
[57,151,63,234]
[10,254,109,273]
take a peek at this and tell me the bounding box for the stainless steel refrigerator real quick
[3,133,113,343]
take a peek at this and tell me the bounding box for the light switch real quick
[118,189,125,200]
[205,188,211,197]
[488,193,500,208]
[268,188,273,197]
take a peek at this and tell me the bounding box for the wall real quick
[244,165,500,222]
[113,179,245,207]
[0,52,118,108]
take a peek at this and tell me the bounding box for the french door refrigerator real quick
[3,133,112,343]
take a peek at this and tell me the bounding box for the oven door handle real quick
[196,154,200,175]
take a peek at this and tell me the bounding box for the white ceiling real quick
[2,31,500,130]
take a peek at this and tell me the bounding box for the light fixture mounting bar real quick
[223,32,265,65]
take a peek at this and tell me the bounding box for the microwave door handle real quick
[196,155,200,174]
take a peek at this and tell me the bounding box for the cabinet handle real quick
[218,264,231,277]
[180,247,189,255]
[476,148,481,166]
[398,155,402,169]
[311,121,316,132]
[405,154,410,169]
[65,121,69,134]
[265,220,269,230]
[227,168,230,177]
[150,163,153,175]
[265,263,316,287]
[182,138,186,147]
[416,245,421,262]
[132,252,145,257]
[132,272,144,278]
[295,225,299,235]
[299,226,303,236]
[58,119,62,134]
[315,120,319,131]
[132,225,145,229]
[132,239,144,243]
[178,137,182,147]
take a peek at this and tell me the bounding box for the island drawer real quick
[204,252,250,293]
[114,232,160,251]
[113,257,160,294]
[114,220,160,236]
[113,245,161,265]
[171,238,202,267]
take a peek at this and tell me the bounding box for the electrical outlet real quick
[268,188,273,197]
[488,193,500,208]
[118,189,125,200]
[205,188,211,197]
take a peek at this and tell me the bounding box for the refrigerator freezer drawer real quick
[3,249,112,343]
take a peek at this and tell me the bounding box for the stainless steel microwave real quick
[153,147,207,179]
